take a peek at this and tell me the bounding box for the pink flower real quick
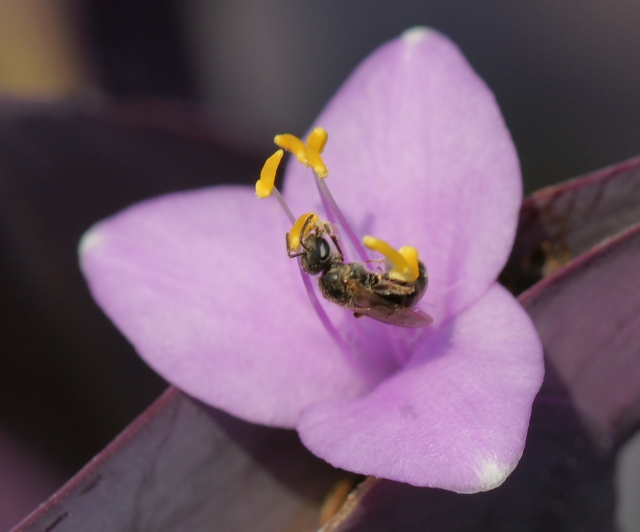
[79,28,543,493]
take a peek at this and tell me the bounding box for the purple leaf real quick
[0,429,63,531]
[523,222,640,447]
[501,156,640,294]
[11,388,344,532]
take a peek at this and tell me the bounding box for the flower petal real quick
[297,284,543,492]
[284,28,521,325]
[79,187,368,427]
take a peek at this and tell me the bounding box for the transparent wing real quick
[343,276,432,328]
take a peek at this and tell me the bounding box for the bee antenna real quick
[299,214,318,252]
[300,213,315,235]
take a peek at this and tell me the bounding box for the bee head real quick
[302,235,334,274]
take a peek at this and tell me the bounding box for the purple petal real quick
[297,284,543,492]
[80,187,368,428]
[284,28,522,325]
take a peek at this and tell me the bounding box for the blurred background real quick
[0,0,639,529]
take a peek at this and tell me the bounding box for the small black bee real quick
[286,215,432,328]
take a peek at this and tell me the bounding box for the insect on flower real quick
[257,128,433,328]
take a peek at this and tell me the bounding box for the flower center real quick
[255,128,431,358]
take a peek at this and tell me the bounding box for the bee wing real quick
[371,278,415,297]
[342,277,432,328]
[352,305,433,328]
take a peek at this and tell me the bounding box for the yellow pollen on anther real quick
[306,127,329,178]
[288,212,319,251]
[307,127,328,154]
[362,236,420,282]
[273,129,329,178]
[256,149,284,198]
[274,134,308,165]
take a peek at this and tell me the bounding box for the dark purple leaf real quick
[500,156,640,294]
[11,388,345,532]
[0,429,64,531]
[523,222,640,447]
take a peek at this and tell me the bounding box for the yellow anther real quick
[256,149,284,198]
[307,127,328,154]
[274,134,308,165]
[272,128,329,178]
[397,246,420,278]
[362,236,420,282]
[306,127,329,178]
[288,212,319,251]
[307,151,328,178]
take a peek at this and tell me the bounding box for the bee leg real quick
[300,214,316,237]
[286,233,307,258]
[298,214,320,254]
[286,232,292,254]
[323,222,344,262]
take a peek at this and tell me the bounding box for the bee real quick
[287,215,433,328]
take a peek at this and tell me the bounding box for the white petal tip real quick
[475,458,512,491]
[78,228,105,257]
[401,27,431,45]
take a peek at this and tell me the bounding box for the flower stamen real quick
[362,235,420,282]
[256,149,282,199]
[306,127,329,178]
[272,128,369,262]
[297,266,352,357]
[257,148,353,352]
[256,149,295,224]
[274,134,308,165]
[315,177,369,262]
[287,212,320,252]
